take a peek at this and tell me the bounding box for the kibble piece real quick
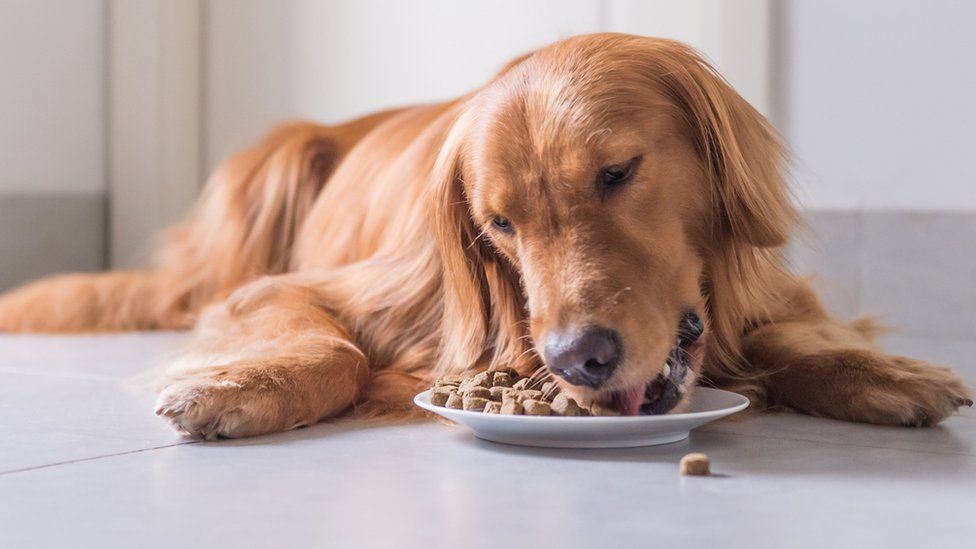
[430,387,453,407]
[519,389,543,402]
[471,372,492,387]
[492,372,513,387]
[494,366,520,377]
[589,403,621,416]
[435,374,463,387]
[550,393,582,416]
[483,401,502,414]
[679,453,710,476]
[522,399,551,416]
[541,381,560,397]
[445,392,464,409]
[489,386,514,402]
[500,400,524,415]
[462,396,490,411]
[512,378,530,390]
[461,385,491,399]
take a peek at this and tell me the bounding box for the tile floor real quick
[1,331,974,548]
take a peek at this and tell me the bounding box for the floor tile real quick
[1,421,974,549]
[0,372,186,473]
[701,410,976,455]
[0,331,190,380]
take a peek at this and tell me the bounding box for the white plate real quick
[414,387,749,448]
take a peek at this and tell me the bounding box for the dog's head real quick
[430,33,794,414]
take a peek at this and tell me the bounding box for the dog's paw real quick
[859,356,973,427]
[155,374,308,440]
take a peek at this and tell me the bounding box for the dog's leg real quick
[742,320,973,426]
[154,275,370,439]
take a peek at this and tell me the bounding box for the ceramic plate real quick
[414,386,749,448]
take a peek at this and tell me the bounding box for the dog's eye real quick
[596,156,642,199]
[491,216,514,234]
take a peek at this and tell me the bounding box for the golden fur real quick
[0,34,970,438]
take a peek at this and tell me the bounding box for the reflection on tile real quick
[788,210,862,318]
[861,212,976,339]
[1,421,975,548]
[702,410,976,455]
[0,372,185,473]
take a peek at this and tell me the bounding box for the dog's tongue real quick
[613,385,645,416]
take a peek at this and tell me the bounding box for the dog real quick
[0,33,970,438]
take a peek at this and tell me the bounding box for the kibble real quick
[679,453,710,476]
[511,378,530,390]
[489,386,513,401]
[462,396,490,411]
[430,387,453,407]
[492,372,513,387]
[435,375,463,387]
[500,399,524,415]
[461,385,491,399]
[523,399,551,416]
[589,403,621,416]
[445,392,464,409]
[550,393,582,416]
[429,370,624,417]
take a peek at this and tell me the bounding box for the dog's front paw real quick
[155,373,308,439]
[860,356,973,427]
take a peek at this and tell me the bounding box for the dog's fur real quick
[0,34,970,438]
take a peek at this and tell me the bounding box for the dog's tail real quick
[0,122,341,333]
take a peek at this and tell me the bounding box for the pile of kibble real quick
[429,368,620,416]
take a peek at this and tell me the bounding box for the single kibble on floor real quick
[523,399,551,416]
[492,372,512,387]
[489,386,513,401]
[430,387,453,406]
[550,393,582,416]
[500,399,524,415]
[445,392,464,409]
[512,378,530,390]
[483,401,502,414]
[679,453,710,476]
[589,403,621,416]
[462,396,490,411]
[461,385,491,399]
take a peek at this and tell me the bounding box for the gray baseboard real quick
[789,210,976,340]
[0,192,106,291]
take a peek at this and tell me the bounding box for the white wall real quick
[0,0,107,288]
[205,0,771,172]
[0,0,106,195]
[779,0,976,212]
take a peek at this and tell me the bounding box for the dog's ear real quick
[651,41,796,248]
[428,112,529,375]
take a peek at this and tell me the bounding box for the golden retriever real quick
[0,34,970,438]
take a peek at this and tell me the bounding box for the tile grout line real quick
[0,441,200,477]
[698,427,976,458]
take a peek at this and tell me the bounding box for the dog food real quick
[430,369,603,416]
[462,396,489,411]
[679,453,710,476]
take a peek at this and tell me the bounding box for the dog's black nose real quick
[544,326,621,388]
